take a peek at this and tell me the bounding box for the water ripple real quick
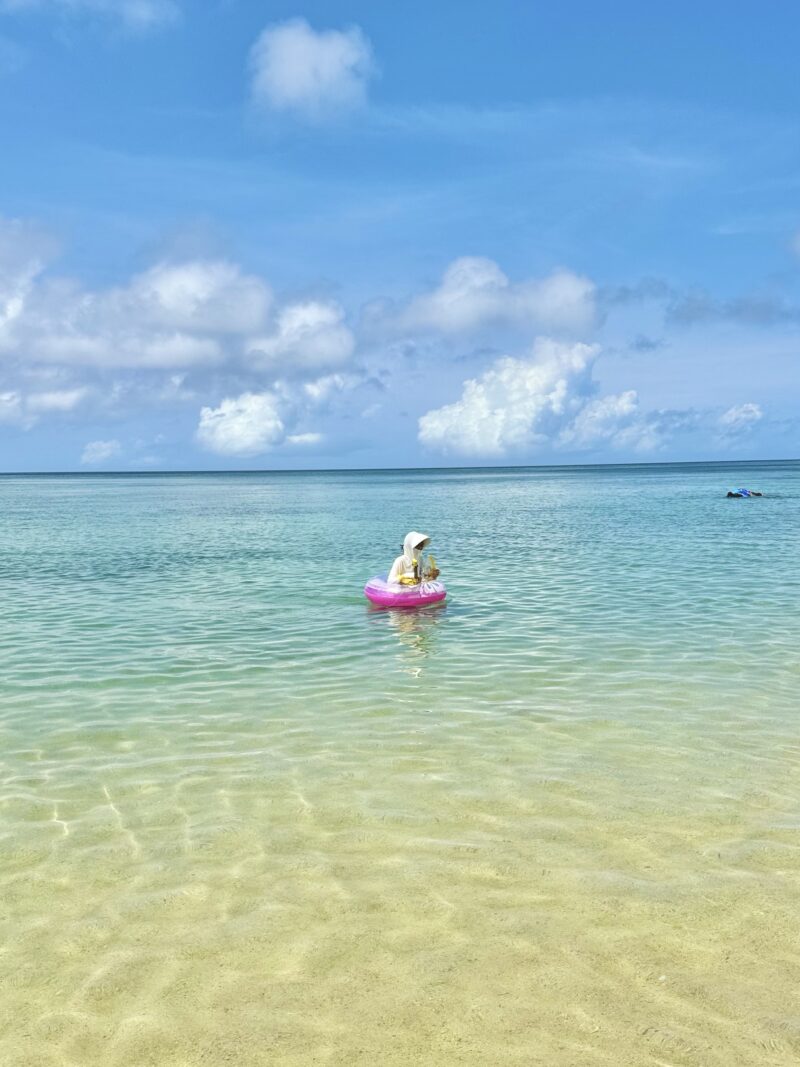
[1,463,800,1064]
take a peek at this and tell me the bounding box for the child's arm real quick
[388,556,403,584]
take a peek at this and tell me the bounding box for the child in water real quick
[388,531,440,585]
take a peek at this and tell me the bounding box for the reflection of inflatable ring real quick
[364,574,447,608]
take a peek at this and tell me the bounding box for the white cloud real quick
[370,257,596,338]
[302,372,355,404]
[246,300,354,373]
[26,387,87,412]
[129,261,272,335]
[718,402,763,433]
[0,0,180,31]
[0,380,86,427]
[0,222,355,388]
[5,216,772,466]
[196,392,285,457]
[81,439,121,464]
[419,338,661,457]
[0,217,54,331]
[419,339,598,455]
[558,391,660,451]
[0,219,365,453]
[0,243,274,370]
[249,17,375,119]
[0,390,24,424]
[286,432,322,446]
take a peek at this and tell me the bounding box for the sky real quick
[0,1,799,471]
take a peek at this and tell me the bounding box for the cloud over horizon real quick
[0,217,362,459]
[419,338,644,456]
[0,215,783,468]
[196,391,285,457]
[81,437,120,464]
[418,337,763,459]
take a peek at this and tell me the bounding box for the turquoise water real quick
[2,461,800,1065]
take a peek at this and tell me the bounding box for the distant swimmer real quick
[726,488,763,498]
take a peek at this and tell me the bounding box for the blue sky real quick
[0,1,798,470]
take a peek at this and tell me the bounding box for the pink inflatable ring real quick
[364,574,447,609]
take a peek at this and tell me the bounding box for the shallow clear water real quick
[2,462,799,1066]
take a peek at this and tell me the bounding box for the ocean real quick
[2,460,799,1065]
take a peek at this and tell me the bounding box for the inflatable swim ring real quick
[364,574,447,609]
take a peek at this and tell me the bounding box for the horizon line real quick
[0,456,796,477]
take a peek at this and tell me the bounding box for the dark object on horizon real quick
[727,489,763,498]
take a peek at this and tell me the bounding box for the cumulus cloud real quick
[129,260,272,335]
[0,218,364,456]
[418,338,664,457]
[0,0,180,30]
[81,439,121,464]
[245,300,354,373]
[250,18,375,119]
[196,392,286,457]
[0,219,354,380]
[3,215,772,466]
[7,258,272,369]
[558,391,644,448]
[368,257,596,338]
[419,339,597,455]
[0,232,301,372]
[718,402,763,434]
